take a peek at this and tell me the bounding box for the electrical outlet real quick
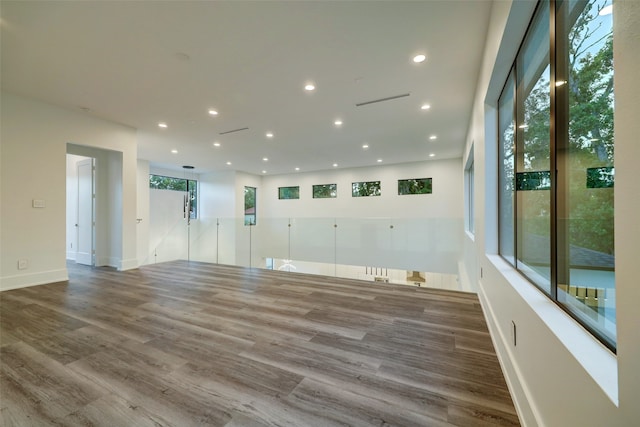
[510,320,517,347]
[18,259,28,270]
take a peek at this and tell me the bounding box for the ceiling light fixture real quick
[208,109,218,116]
[158,122,167,128]
[266,132,274,138]
[421,104,431,110]
[429,135,437,140]
[413,54,426,63]
[213,142,221,147]
[429,153,435,157]
[362,144,369,149]
[333,163,338,168]
[305,83,315,91]
[226,161,232,165]
[171,149,178,154]
[377,159,383,163]
[262,170,267,174]
[334,119,343,126]
[263,157,269,162]
[295,167,300,171]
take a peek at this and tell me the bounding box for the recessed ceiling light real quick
[262,170,267,174]
[429,153,435,157]
[305,83,315,91]
[295,167,300,171]
[599,4,612,16]
[263,157,269,162]
[158,122,167,128]
[333,163,338,168]
[226,161,232,165]
[334,119,343,126]
[171,149,178,154]
[413,54,426,63]
[377,159,383,163]
[213,142,221,147]
[208,109,218,116]
[362,144,369,149]
[266,132,274,138]
[429,135,437,140]
[421,104,431,110]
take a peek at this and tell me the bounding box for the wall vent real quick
[356,93,410,107]
[219,127,249,135]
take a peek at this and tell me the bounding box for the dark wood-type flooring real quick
[0,261,519,426]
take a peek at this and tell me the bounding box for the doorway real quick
[66,154,95,266]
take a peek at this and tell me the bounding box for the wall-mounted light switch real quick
[32,199,46,208]
[18,259,28,270]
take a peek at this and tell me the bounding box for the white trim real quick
[0,269,69,292]
[478,276,539,427]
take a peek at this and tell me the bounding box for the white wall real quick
[261,159,462,219]
[193,170,237,265]
[259,160,464,274]
[149,160,464,274]
[0,93,138,290]
[464,1,640,426]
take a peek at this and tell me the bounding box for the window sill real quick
[486,254,618,406]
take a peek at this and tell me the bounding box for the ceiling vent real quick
[356,93,410,107]
[219,127,249,135]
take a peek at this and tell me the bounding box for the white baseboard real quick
[477,281,539,427]
[0,269,69,292]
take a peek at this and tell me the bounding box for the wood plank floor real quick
[0,261,520,426]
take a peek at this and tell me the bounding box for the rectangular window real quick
[278,186,300,200]
[352,181,381,197]
[464,154,474,234]
[149,174,197,219]
[498,0,615,349]
[244,186,256,225]
[516,2,551,293]
[397,178,432,195]
[499,70,516,264]
[313,184,337,198]
[556,0,615,347]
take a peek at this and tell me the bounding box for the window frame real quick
[497,0,616,351]
[149,174,198,219]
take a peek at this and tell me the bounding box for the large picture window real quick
[498,0,615,349]
[149,174,197,219]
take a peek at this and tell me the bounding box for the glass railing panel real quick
[256,217,290,261]
[147,217,188,264]
[335,217,391,268]
[289,217,336,265]
[389,218,462,274]
[189,216,217,263]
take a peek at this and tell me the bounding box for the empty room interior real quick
[1,1,639,426]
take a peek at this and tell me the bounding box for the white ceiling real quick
[1,1,492,175]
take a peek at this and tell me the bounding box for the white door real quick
[75,158,94,265]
